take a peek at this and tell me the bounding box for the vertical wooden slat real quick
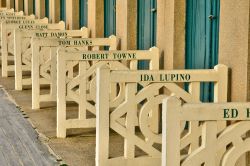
[31,40,40,109]
[79,61,87,120]
[57,51,67,138]
[162,97,181,166]
[1,22,8,77]
[50,48,57,100]
[124,83,137,158]
[214,64,229,165]
[188,82,201,152]
[149,47,160,133]
[14,30,22,90]
[96,66,110,165]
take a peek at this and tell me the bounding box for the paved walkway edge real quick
[0,86,64,165]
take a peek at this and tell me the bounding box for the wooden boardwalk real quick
[0,88,57,166]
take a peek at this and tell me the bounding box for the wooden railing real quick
[95,64,228,166]
[1,16,45,77]
[162,97,250,166]
[31,35,118,109]
[14,26,86,91]
[56,47,160,138]
[1,19,66,77]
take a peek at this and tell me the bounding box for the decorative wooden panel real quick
[163,97,250,166]
[57,47,160,138]
[13,21,66,90]
[95,64,228,166]
[31,34,119,110]
[1,16,47,77]
[0,12,28,64]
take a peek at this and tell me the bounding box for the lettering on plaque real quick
[223,108,250,119]
[223,108,238,119]
[82,53,108,60]
[1,16,25,20]
[6,20,35,24]
[81,52,137,60]
[140,74,191,82]
[18,24,48,30]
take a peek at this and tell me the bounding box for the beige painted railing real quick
[1,19,66,77]
[56,47,160,138]
[14,23,70,90]
[163,97,250,166]
[95,64,228,166]
[1,17,48,77]
[0,13,32,64]
[31,35,119,109]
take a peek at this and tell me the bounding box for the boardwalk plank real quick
[0,127,22,166]
[0,149,9,166]
[1,119,36,166]
[0,88,57,165]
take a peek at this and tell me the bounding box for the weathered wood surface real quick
[95,64,228,166]
[0,88,57,165]
[57,47,159,138]
[163,97,250,166]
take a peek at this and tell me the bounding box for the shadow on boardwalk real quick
[0,87,58,166]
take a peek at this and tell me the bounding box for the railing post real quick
[14,30,22,90]
[57,49,67,138]
[96,66,110,165]
[162,97,181,166]
[31,40,41,109]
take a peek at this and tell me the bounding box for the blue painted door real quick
[45,0,49,18]
[137,0,157,69]
[104,0,116,37]
[185,0,220,102]
[79,0,88,28]
[60,0,66,21]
